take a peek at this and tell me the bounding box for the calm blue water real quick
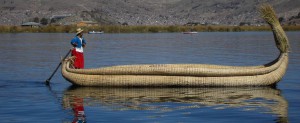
[0,32,299,123]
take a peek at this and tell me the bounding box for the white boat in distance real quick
[88,31,104,34]
[182,31,198,34]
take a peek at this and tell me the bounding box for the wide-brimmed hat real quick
[76,28,84,35]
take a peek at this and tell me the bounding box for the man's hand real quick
[72,43,78,47]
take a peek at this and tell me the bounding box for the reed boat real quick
[61,5,290,87]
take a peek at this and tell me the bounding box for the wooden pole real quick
[46,49,71,85]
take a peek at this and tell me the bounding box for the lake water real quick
[0,32,299,123]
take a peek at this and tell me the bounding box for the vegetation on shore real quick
[0,25,299,33]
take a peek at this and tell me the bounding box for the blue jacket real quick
[71,36,86,48]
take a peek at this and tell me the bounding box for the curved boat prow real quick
[62,4,289,87]
[260,4,290,53]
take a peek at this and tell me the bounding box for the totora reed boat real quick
[61,5,290,87]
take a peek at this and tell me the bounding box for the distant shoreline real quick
[0,25,299,33]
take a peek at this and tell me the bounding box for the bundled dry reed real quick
[259,4,290,53]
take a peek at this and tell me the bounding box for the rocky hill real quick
[0,0,299,26]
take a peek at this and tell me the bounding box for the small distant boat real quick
[182,31,198,34]
[88,31,104,34]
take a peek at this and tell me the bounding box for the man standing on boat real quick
[71,28,86,69]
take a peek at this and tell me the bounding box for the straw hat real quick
[76,28,84,35]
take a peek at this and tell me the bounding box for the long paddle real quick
[46,49,72,85]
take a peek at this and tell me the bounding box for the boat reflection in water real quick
[63,87,288,122]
